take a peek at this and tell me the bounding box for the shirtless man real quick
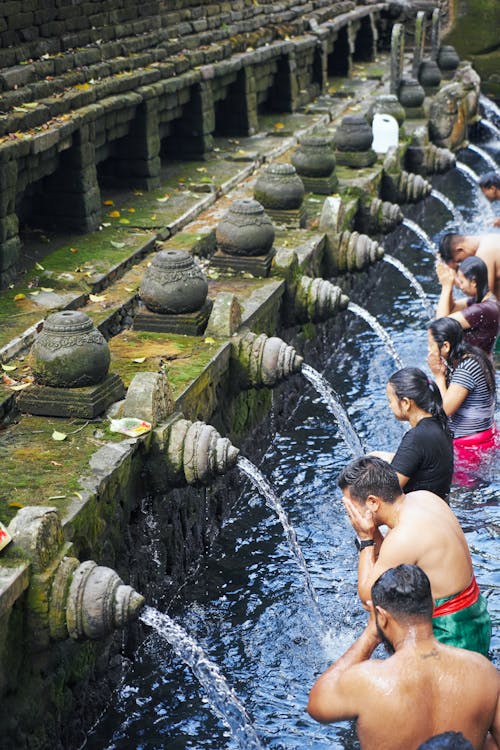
[307,565,500,750]
[478,172,500,228]
[439,233,500,299]
[338,456,491,654]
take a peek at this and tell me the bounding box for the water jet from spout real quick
[430,189,463,225]
[467,144,498,171]
[140,606,264,750]
[301,363,364,458]
[237,455,324,625]
[401,218,438,255]
[382,254,434,319]
[347,302,405,370]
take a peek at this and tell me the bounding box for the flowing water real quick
[401,217,438,254]
[84,126,500,750]
[347,301,405,370]
[301,363,364,458]
[237,455,324,624]
[139,606,265,750]
[456,161,480,186]
[467,143,499,170]
[382,254,434,319]
[480,94,500,127]
[430,188,463,225]
[480,118,500,141]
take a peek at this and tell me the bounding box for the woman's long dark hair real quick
[388,366,451,437]
[459,255,489,303]
[428,317,496,394]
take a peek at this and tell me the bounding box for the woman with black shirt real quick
[372,367,453,500]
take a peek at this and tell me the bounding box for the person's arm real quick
[427,354,469,416]
[343,499,415,602]
[435,262,468,316]
[368,451,408,486]
[307,611,380,723]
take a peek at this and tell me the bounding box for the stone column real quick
[390,23,405,96]
[412,11,426,79]
[0,147,20,288]
[431,8,440,62]
[40,125,101,233]
[167,80,215,158]
[108,100,161,190]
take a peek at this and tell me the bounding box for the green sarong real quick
[432,592,491,656]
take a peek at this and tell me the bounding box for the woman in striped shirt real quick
[427,318,496,467]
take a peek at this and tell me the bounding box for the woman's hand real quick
[436,259,456,287]
[427,351,447,378]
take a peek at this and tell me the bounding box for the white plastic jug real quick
[372,113,399,153]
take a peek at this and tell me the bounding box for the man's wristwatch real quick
[355,537,375,552]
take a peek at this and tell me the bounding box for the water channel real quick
[85,140,500,750]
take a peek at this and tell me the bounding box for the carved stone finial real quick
[30,311,110,388]
[140,250,208,314]
[235,331,303,389]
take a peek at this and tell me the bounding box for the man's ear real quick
[366,494,381,512]
[375,606,389,629]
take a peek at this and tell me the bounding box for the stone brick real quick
[0,236,21,272]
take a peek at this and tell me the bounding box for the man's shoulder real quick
[477,235,500,254]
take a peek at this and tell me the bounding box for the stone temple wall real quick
[0,0,387,288]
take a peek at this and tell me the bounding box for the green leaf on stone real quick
[52,430,67,441]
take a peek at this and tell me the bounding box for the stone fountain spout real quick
[65,560,145,640]
[234,331,303,389]
[7,507,145,643]
[295,276,349,323]
[164,417,240,486]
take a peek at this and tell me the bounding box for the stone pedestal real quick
[264,206,306,229]
[18,373,125,419]
[210,248,276,278]
[133,299,212,335]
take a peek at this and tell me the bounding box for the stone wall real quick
[0,0,385,287]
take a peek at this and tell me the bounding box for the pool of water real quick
[85,155,500,750]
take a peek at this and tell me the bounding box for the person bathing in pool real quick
[370,367,453,501]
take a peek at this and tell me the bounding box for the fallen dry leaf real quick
[52,430,67,441]
[89,293,106,302]
[108,210,120,218]
[14,293,26,301]
[132,357,146,363]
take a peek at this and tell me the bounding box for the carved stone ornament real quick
[366,94,406,127]
[254,163,305,210]
[165,418,240,485]
[292,135,336,178]
[216,199,275,257]
[30,310,110,388]
[398,77,426,108]
[334,115,373,152]
[235,331,303,388]
[140,249,208,314]
[437,45,460,76]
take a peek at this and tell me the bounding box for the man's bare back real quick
[474,235,500,298]
[307,565,500,750]
[353,640,499,749]
[385,490,472,600]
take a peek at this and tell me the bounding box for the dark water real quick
[85,155,499,750]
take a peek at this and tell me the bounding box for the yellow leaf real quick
[35,262,45,270]
[74,491,83,500]
[103,199,114,206]
[119,218,130,224]
[132,357,146,363]
[124,287,136,292]
[127,207,136,213]
[133,190,143,196]
[204,337,216,344]
[156,195,170,203]
[1,364,16,371]
[8,501,24,509]
[69,247,78,253]
[41,287,54,292]
[30,290,40,296]
[274,122,284,129]
[48,495,67,500]
[108,210,120,218]
[52,430,67,441]
[196,167,207,173]
[14,293,26,301]
[10,382,31,391]
[89,293,106,302]
[150,214,157,220]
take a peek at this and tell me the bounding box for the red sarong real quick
[433,576,480,618]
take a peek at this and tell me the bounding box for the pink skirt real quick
[453,425,497,486]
